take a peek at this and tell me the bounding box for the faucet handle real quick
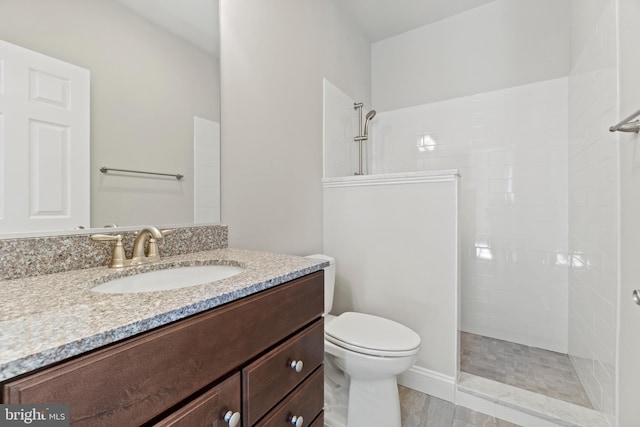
[90,234,120,242]
[90,234,126,268]
[146,229,173,259]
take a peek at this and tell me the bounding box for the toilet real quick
[306,254,421,427]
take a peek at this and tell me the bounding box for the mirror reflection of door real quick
[0,0,220,234]
[0,39,90,233]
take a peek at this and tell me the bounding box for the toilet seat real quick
[325,312,421,357]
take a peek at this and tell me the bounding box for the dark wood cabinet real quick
[242,320,324,425]
[152,373,241,427]
[2,271,324,427]
[254,367,324,427]
[309,414,325,427]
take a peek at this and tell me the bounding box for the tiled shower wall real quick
[369,78,570,352]
[322,79,359,178]
[567,0,618,415]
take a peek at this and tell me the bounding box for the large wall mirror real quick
[0,0,220,236]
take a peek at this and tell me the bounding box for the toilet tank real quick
[305,254,335,314]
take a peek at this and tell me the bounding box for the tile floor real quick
[460,332,592,408]
[399,386,520,427]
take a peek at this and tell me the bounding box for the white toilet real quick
[306,254,421,427]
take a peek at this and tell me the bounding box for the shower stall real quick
[323,0,623,425]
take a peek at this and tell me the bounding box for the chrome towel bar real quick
[609,108,640,133]
[100,166,184,180]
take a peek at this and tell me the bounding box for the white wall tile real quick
[367,77,569,352]
[567,0,618,415]
[322,79,359,178]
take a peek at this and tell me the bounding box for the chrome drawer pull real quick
[224,410,241,427]
[290,415,304,427]
[634,289,640,305]
[289,360,304,372]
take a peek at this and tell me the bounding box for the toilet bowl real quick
[305,255,421,427]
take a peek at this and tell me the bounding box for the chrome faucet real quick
[91,226,173,268]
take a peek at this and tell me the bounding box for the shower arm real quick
[609,108,640,133]
[354,103,363,137]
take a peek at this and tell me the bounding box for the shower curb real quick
[455,373,612,427]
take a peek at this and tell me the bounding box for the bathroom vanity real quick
[0,246,326,427]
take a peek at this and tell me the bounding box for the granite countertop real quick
[0,248,328,382]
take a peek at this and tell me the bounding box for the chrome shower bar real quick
[609,108,640,133]
[353,102,377,176]
[100,166,184,180]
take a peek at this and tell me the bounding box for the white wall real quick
[616,0,640,425]
[220,0,370,254]
[567,0,618,416]
[368,78,569,352]
[371,0,570,112]
[323,79,367,178]
[0,0,220,228]
[323,173,459,400]
[370,1,571,352]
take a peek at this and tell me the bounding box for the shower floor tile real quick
[460,332,593,409]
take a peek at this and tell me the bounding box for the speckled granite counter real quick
[0,248,328,382]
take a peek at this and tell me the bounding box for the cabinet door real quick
[153,373,240,427]
[254,367,323,427]
[308,413,324,427]
[243,320,324,425]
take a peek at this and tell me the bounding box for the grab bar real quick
[100,166,184,180]
[609,108,640,133]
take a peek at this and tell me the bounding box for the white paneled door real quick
[0,39,89,234]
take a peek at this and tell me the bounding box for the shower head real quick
[363,109,377,136]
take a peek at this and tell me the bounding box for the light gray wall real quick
[220,0,370,254]
[371,0,571,112]
[617,0,640,424]
[0,0,220,228]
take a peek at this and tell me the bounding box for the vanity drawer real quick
[153,372,240,427]
[2,272,324,427]
[242,320,324,425]
[309,413,324,427]
[254,367,324,427]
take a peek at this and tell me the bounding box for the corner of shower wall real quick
[322,78,360,178]
[567,0,618,418]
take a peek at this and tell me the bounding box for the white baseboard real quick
[398,365,456,403]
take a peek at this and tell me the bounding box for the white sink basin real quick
[91,265,245,294]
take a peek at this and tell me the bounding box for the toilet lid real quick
[325,312,421,356]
